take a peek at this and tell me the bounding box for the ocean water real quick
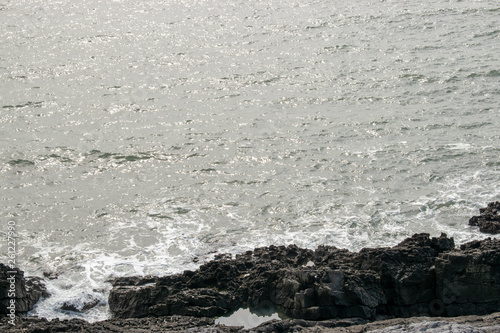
[1,0,499,322]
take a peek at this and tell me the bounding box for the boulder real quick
[435,237,500,316]
[469,201,500,234]
[0,264,48,315]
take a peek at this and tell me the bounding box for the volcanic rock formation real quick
[0,264,47,315]
[469,201,500,234]
[108,233,500,321]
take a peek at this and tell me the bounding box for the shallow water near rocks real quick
[1,0,499,322]
[215,304,285,329]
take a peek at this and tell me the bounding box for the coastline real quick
[1,203,499,332]
[1,312,500,332]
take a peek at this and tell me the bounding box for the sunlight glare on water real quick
[0,0,499,322]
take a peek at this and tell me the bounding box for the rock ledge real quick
[108,232,500,322]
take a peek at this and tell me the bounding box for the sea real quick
[1,0,499,323]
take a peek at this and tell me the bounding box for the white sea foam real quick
[21,168,500,322]
[2,0,499,323]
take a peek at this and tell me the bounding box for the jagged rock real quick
[435,237,500,316]
[61,298,101,313]
[0,264,48,315]
[2,312,500,333]
[3,204,500,329]
[469,202,500,234]
[0,315,241,333]
[2,231,500,332]
[347,232,455,318]
[108,232,500,322]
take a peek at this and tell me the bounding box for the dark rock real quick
[435,237,500,316]
[0,315,241,333]
[2,230,500,331]
[108,233,500,322]
[43,271,59,280]
[469,201,500,234]
[0,264,48,315]
[348,233,454,318]
[60,297,101,313]
[1,312,500,332]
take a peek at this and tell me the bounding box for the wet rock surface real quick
[2,203,500,332]
[1,234,500,332]
[469,201,500,234]
[0,315,237,333]
[108,232,500,321]
[436,237,500,316]
[1,312,500,332]
[0,264,48,315]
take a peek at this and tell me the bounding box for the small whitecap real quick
[445,143,472,150]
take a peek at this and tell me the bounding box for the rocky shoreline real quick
[1,203,500,332]
[1,311,500,332]
[468,201,500,234]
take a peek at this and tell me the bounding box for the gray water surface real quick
[1,0,499,322]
